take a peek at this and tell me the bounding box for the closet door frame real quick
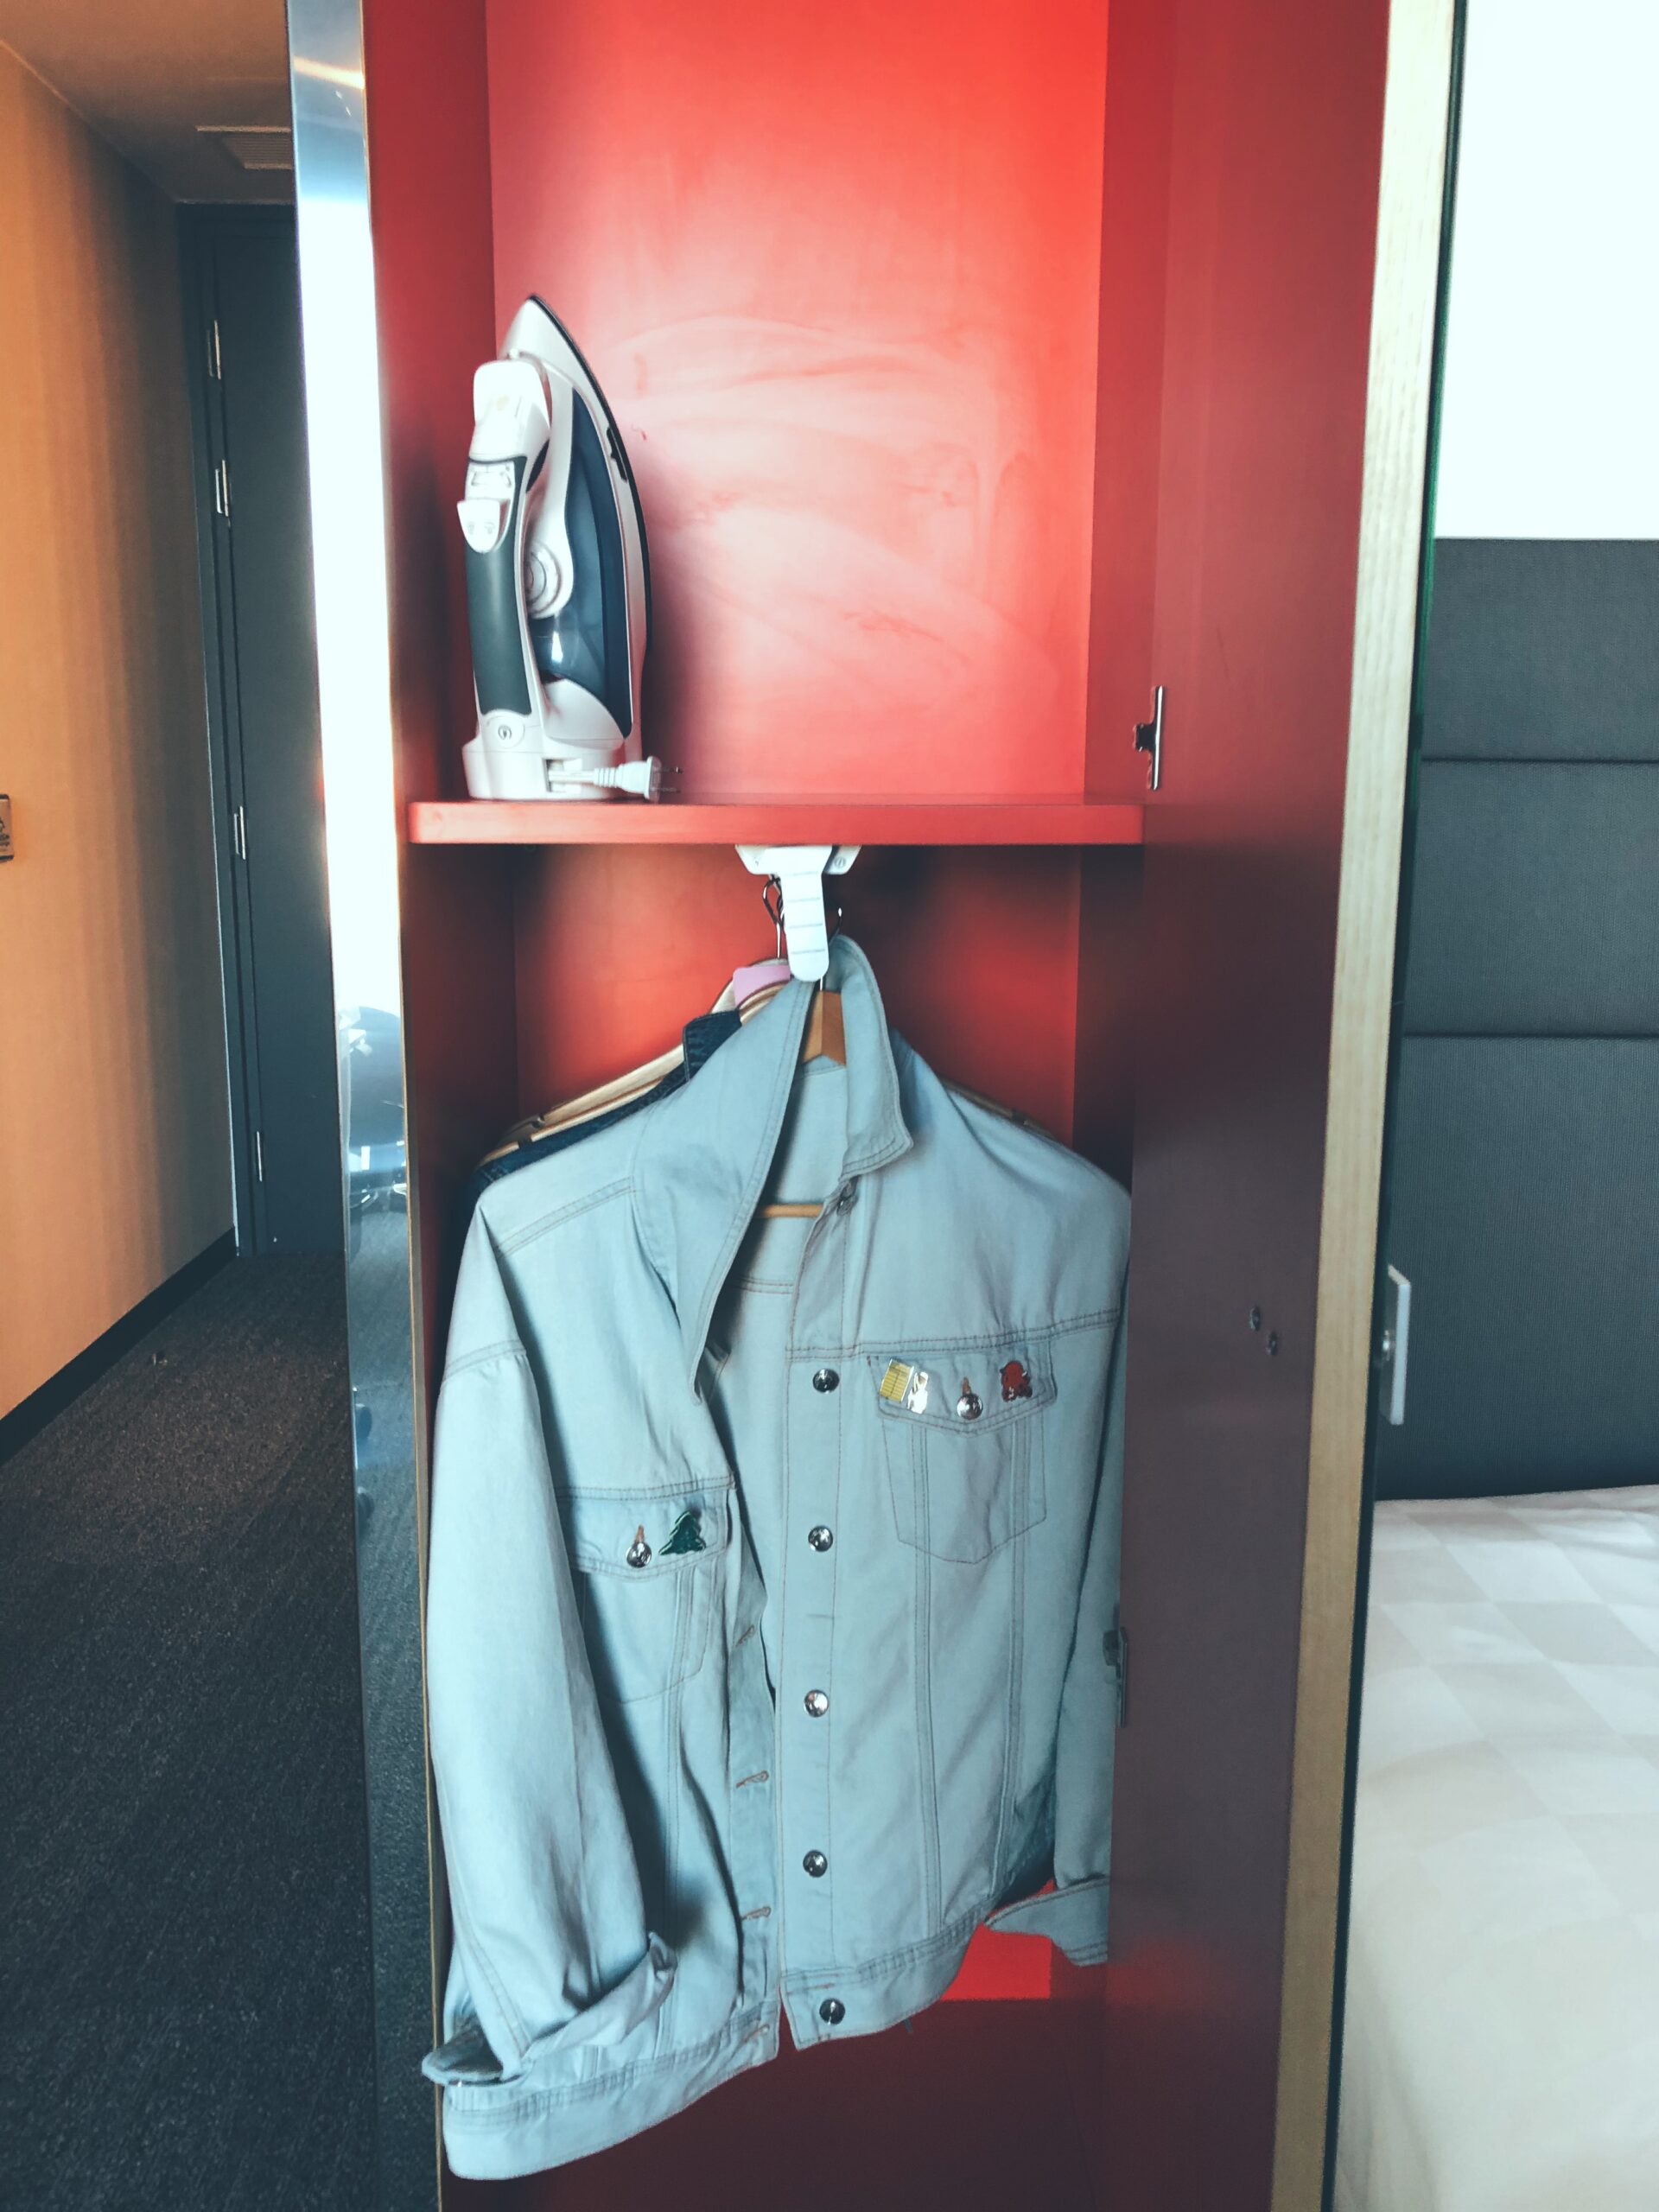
[287,6,442,2207]
[282,0,1464,2204]
[1274,0,1461,2202]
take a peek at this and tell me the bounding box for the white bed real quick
[1336,1485,1659,2212]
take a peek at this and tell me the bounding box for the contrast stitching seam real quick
[442,1341,532,1381]
[786,1901,985,1992]
[448,2005,777,2120]
[791,1309,1123,1359]
[499,1179,632,1255]
[560,1478,736,1501]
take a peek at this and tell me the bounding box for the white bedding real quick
[1336,1486,1659,2212]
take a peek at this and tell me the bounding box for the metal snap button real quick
[804,1688,830,1718]
[803,1850,828,1878]
[812,1367,840,1393]
[818,1997,846,2024]
[808,1525,834,1552]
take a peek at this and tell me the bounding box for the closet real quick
[285,0,1454,2203]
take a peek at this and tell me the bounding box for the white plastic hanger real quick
[734,845,860,981]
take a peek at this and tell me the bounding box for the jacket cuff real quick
[424,1934,677,2085]
[985,1876,1110,1966]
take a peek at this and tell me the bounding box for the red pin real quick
[1001,1360,1033,1402]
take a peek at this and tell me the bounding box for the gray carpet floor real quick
[0,1255,377,2210]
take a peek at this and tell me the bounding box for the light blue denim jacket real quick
[423,938,1129,2178]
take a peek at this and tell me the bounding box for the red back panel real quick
[486,0,1109,798]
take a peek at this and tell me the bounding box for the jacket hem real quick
[440,1908,1007,2176]
[782,1902,1001,2046]
[983,1872,1111,1964]
[440,2001,782,2179]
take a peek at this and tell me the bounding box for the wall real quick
[1434,0,1659,540]
[0,41,230,1420]
[1376,0,1659,1494]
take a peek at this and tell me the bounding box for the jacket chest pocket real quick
[562,1484,731,1705]
[870,1348,1052,1565]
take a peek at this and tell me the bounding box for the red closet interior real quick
[353,0,1393,2200]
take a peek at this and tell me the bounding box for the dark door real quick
[186,208,340,1253]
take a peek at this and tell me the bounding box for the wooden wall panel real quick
[0,43,230,1418]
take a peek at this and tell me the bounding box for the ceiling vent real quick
[196,124,295,174]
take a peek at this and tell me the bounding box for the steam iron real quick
[458,297,658,799]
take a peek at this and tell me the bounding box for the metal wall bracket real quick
[1134,683,1165,792]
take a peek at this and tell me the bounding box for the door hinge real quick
[213,456,232,519]
[208,316,223,380]
[1103,1620,1129,1728]
[232,803,247,860]
[254,1129,265,1182]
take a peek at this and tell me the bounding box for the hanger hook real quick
[761,874,785,962]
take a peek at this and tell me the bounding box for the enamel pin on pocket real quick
[1001,1359,1033,1403]
[880,1360,931,1414]
[626,1526,652,1567]
[661,1508,706,1556]
[955,1378,982,1421]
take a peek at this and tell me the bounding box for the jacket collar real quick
[632,936,912,1385]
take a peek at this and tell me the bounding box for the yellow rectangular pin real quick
[880,1360,931,1414]
[879,1360,915,1404]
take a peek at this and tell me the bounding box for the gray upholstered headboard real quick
[1374,539,1659,1498]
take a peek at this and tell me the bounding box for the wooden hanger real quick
[477,982,790,1168]
[798,987,844,1070]
[758,987,844,1218]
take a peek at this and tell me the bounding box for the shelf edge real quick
[405,799,1146,847]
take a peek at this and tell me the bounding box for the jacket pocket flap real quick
[867,1346,1056,1435]
[562,1483,732,1577]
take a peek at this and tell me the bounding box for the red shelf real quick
[406,797,1144,847]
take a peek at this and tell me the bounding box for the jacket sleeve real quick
[422,1224,673,2087]
[984,1303,1127,1967]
